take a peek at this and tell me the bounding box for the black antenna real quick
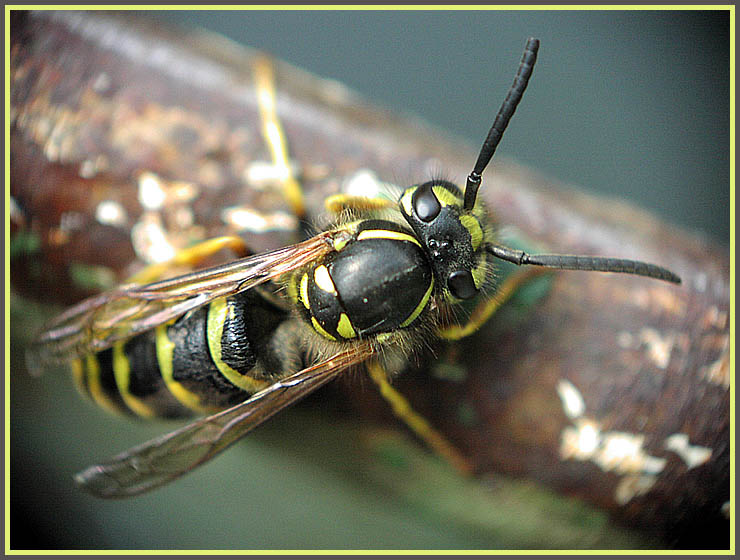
[469,38,680,285]
[464,37,540,211]
[487,245,681,284]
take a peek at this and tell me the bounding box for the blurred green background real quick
[10,9,729,551]
[157,9,729,244]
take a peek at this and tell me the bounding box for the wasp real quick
[27,38,681,499]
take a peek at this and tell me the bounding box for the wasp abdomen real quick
[297,220,434,341]
[72,292,289,417]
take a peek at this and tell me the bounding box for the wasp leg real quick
[254,55,305,219]
[439,267,546,341]
[126,236,251,284]
[366,360,474,475]
[324,193,397,215]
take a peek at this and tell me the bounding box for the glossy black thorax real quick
[304,220,433,339]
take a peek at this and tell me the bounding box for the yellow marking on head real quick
[85,354,124,416]
[311,316,337,341]
[471,252,488,290]
[300,273,310,309]
[401,184,462,216]
[357,229,420,247]
[112,342,155,418]
[156,324,214,414]
[400,188,414,216]
[400,277,434,328]
[336,313,357,339]
[460,214,483,251]
[207,299,271,394]
[432,185,462,207]
[314,265,337,295]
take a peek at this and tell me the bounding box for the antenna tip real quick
[525,38,540,53]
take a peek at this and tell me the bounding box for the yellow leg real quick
[254,55,306,218]
[324,193,397,215]
[126,236,251,284]
[367,360,473,475]
[439,267,546,341]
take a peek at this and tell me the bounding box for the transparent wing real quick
[26,232,341,375]
[74,342,375,498]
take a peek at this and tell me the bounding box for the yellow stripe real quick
[400,277,434,328]
[367,360,473,475]
[70,358,85,395]
[358,229,420,247]
[287,274,300,304]
[460,214,483,251]
[314,264,337,294]
[206,299,270,394]
[300,273,310,309]
[156,324,213,414]
[254,56,305,217]
[112,342,155,418]
[311,316,337,341]
[336,313,357,339]
[324,193,396,214]
[126,236,249,284]
[85,354,124,416]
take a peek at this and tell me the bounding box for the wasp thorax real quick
[294,219,435,341]
[399,181,486,301]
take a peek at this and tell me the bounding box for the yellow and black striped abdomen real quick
[72,291,291,418]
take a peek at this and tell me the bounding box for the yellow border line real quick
[2,549,727,556]
[2,5,737,10]
[4,5,734,556]
[4,5,11,555]
[729,5,736,556]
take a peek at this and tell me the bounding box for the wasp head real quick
[399,180,490,302]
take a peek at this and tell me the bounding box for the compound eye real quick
[448,270,477,300]
[412,184,441,222]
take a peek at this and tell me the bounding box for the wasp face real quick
[399,181,490,302]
